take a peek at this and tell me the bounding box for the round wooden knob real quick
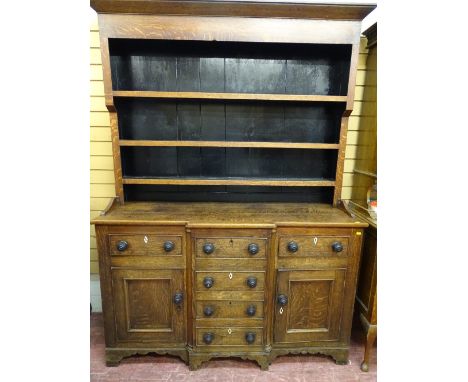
[203,332,214,344]
[246,277,257,288]
[203,306,214,317]
[117,240,128,252]
[332,242,343,252]
[163,241,175,252]
[203,243,215,254]
[203,276,214,289]
[246,305,256,317]
[287,241,298,252]
[173,292,183,305]
[248,243,259,255]
[245,332,256,344]
[277,294,288,306]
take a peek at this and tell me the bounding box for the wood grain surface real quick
[92,201,367,227]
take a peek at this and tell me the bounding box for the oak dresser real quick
[90,0,375,370]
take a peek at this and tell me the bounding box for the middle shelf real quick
[119,140,340,150]
[113,91,347,103]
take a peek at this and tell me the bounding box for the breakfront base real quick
[269,347,349,366]
[188,350,270,371]
[105,346,349,369]
[105,348,189,367]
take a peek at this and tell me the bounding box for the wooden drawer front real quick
[195,271,265,291]
[196,327,263,347]
[196,300,264,319]
[109,234,182,256]
[278,235,349,257]
[195,237,267,258]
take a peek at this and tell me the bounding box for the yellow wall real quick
[89,19,375,274]
[344,41,377,202]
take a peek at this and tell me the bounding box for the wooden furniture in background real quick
[90,0,375,370]
[346,22,377,373]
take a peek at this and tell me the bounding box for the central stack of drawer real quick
[191,229,271,352]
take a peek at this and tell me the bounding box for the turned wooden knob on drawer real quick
[203,276,214,288]
[332,241,344,252]
[163,240,175,252]
[287,241,299,252]
[203,306,214,317]
[246,276,257,288]
[203,243,215,254]
[248,243,259,255]
[246,305,256,317]
[277,294,288,306]
[173,292,183,305]
[245,332,256,344]
[116,240,128,252]
[203,332,215,344]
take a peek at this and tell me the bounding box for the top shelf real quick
[112,91,348,103]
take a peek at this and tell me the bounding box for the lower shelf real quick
[122,177,336,187]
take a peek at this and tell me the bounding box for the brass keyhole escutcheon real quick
[313,237,318,245]
[228,328,232,335]
[144,235,148,244]
[279,307,284,315]
[229,272,233,279]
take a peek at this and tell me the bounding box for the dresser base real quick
[105,346,350,369]
[105,347,189,367]
[188,349,270,370]
[269,347,349,365]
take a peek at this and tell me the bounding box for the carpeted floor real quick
[91,313,376,381]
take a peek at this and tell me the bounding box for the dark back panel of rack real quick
[109,39,351,96]
[115,98,345,144]
[123,185,334,203]
[121,147,337,180]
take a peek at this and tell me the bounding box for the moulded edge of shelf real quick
[122,177,336,187]
[119,140,341,150]
[112,90,348,103]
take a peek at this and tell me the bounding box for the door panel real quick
[274,269,346,343]
[112,269,185,344]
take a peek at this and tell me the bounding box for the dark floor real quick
[91,313,376,381]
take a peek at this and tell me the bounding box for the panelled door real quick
[111,269,185,344]
[274,269,346,343]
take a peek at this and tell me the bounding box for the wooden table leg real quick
[359,312,377,372]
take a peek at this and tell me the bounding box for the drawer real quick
[109,234,182,256]
[195,237,267,258]
[278,235,349,257]
[195,271,265,291]
[196,327,263,347]
[196,300,264,319]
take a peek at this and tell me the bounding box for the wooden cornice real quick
[90,0,376,21]
[363,22,377,48]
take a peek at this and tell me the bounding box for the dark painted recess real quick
[115,98,344,144]
[124,185,334,203]
[121,147,337,180]
[109,39,351,96]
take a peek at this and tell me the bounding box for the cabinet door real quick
[274,269,346,343]
[112,269,185,344]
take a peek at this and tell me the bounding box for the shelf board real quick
[122,177,336,187]
[119,140,340,150]
[354,168,377,178]
[113,91,347,103]
[348,204,377,228]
